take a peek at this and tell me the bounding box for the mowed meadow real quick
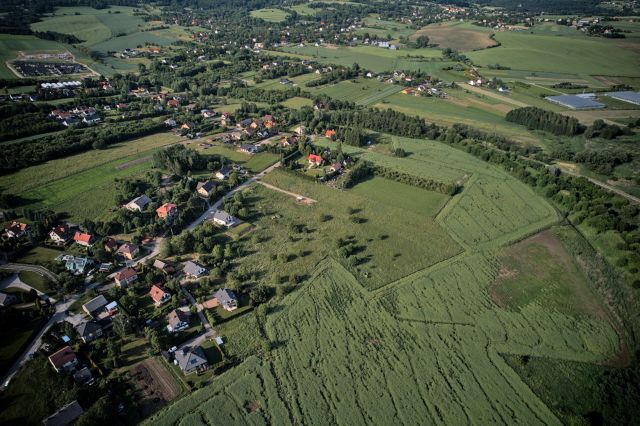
[144,136,620,424]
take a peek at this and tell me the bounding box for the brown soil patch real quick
[245,400,262,413]
[410,23,497,51]
[130,357,181,417]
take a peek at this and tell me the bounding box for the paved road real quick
[187,161,282,231]
[0,292,82,390]
[0,274,48,299]
[0,263,59,284]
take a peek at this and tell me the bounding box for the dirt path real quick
[463,84,530,108]
[257,181,317,204]
[115,155,153,170]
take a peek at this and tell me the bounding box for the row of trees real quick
[506,106,583,136]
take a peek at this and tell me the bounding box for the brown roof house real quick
[48,346,78,373]
[196,181,216,198]
[166,309,190,333]
[116,242,139,260]
[114,267,138,288]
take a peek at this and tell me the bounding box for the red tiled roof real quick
[149,284,168,304]
[307,154,322,163]
[156,203,177,216]
[73,232,92,243]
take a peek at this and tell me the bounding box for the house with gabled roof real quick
[166,309,190,332]
[48,346,78,373]
[4,221,29,239]
[211,210,238,228]
[174,346,208,374]
[49,224,71,244]
[125,195,151,212]
[156,203,178,220]
[75,320,103,343]
[196,181,216,198]
[149,284,171,306]
[213,288,238,311]
[42,400,84,426]
[73,232,94,247]
[104,237,118,253]
[114,267,138,288]
[82,295,108,317]
[183,261,207,279]
[215,166,230,180]
[116,242,139,261]
[307,154,323,166]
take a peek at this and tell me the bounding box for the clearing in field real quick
[307,78,400,105]
[411,21,498,51]
[250,8,290,22]
[490,229,610,320]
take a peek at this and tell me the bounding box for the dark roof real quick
[174,346,207,372]
[42,400,84,426]
[183,261,206,277]
[196,181,216,192]
[167,309,190,328]
[82,295,108,314]
[75,321,101,339]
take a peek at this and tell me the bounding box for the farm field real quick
[0,132,182,221]
[467,31,640,76]
[281,96,313,109]
[278,44,442,73]
[307,78,401,105]
[411,21,498,51]
[250,8,290,22]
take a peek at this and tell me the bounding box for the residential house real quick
[153,259,175,275]
[183,261,207,279]
[196,181,216,198]
[239,143,258,154]
[125,195,151,212]
[49,224,71,244]
[174,346,208,374]
[325,129,337,138]
[164,118,177,127]
[294,125,306,135]
[82,114,101,125]
[166,309,190,332]
[82,295,108,317]
[213,288,238,311]
[215,166,230,180]
[73,367,95,386]
[211,210,238,228]
[201,109,215,118]
[42,400,84,426]
[48,346,78,373]
[181,121,196,131]
[116,242,139,261]
[73,232,94,247]
[105,301,118,316]
[329,162,343,173]
[4,221,29,239]
[156,203,178,220]
[63,255,93,275]
[75,321,103,343]
[167,99,179,108]
[104,237,118,253]
[0,292,18,307]
[114,267,138,288]
[62,117,80,127]
[307,154,323,166]
[236,118,252,129]
[149,284,171,306]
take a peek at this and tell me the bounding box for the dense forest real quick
[506,107,584,136]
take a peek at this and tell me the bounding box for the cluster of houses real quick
[216,113,278,144]
[2,220,29,239]
[364,39,398,50]
[49,106,101,127]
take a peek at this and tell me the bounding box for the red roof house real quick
[48,346,78,373]
[307,154,323,166]
[114,267,138,288]
[73,232,94,247]
[149,284,171,306]
[156,203,178,220]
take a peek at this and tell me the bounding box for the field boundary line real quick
[394,316,475,327]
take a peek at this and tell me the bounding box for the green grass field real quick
[0,316,45,378]
[467,31,640,76]
[250,8,290,22]
[307,78,401,105]
[0,132,182,222]
[279,44,441,73]
[18,271,52,294]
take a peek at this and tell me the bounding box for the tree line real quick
[506,106,583,136]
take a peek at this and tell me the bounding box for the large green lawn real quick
[467,31,640,76]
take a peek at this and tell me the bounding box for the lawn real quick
[0,132,182,222]
[0,34,67,79]
[281,96,314,109]
[15,246,64,268]
[18,271,52,294]
[0,315,45,377]
[250,8,290,22]
[467,31,640,76]
[349,176,450,217]
[307,78,401,105]
[278,44,441,73]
